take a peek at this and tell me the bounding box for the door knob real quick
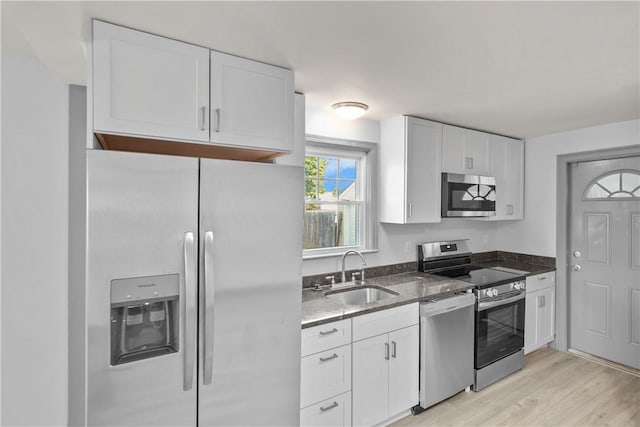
[573,251,581,258]
[572,265,581,271]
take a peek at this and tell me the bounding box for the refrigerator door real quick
[198,159,303,426]
[87,150,199,426]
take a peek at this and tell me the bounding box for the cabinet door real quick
[210,51,294,152]
[465,129,491,175]
[524,290,538,354]
[352,334,389,427]
[93,21,210,142]
[300,392,352,427]
[536,287,555,346]
[489,135,523,221]
[406,118,442,223]
[442,125,466,173]
[442,125,490,175]
[505,139,524,219]
[388,325,419,416]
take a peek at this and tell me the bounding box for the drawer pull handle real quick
[319,353,338,362]
[538,277,547,280]
[319,328,338,336]
[320,402,339,412]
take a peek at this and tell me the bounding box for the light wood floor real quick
[390,347,640,427]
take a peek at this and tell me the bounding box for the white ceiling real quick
[2,1,638,139]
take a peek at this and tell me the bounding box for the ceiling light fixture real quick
[332,102,369,120]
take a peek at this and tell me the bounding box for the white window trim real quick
[303,135,378,259]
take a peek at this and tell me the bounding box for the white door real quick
[352,334,389,427]
[570,156,640,369]
[405,118,442,223]
[464,129,491,175]
[92,21,210,142]
[388,325,419,416]
[537,287,555,345]
[210,51,294,152]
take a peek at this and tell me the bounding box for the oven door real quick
[475,291,525,369]
[441,173,496,217]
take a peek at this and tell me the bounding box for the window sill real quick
[303,248,379,261]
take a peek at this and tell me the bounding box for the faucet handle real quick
[351,271,361,284]
[325,275,336,287]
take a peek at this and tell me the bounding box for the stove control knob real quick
[486,288,497,297]
[512,282,522,291]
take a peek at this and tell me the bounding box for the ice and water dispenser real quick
[110,274,179,365]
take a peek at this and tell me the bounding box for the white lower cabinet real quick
[300,392,352,427]
[301,345,352,408]
[525,272,556,354]
[352,304,419,426]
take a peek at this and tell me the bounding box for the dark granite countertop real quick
[301,272,475,329]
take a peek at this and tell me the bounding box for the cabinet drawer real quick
[352,303,418,342]
[301,345,351,408]
[301,319,351,357]
[526,271,555,293]
[300,392,352,427]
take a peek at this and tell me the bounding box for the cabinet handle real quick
[469,157,474,169]
[408,203,412,218]
[319,353,338,362]
[384,342,390,360]
[391,341,397,358]
[200,106,206,131]
[319,327,338,336]
[320,402,339,412]
[215,108,221,133]
[538,276,547,281]
[538,295,546,308]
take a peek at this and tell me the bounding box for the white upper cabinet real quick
[93,21,210,142]
[92,21,294,156]
[489,135,524,220]
[380,116,442,224]
[210,51,294,152]
[442,125,491,176]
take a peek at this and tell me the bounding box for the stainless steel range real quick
[418,240,526,391]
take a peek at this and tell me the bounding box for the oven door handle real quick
[478,292,525,311]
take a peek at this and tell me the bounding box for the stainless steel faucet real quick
[340,250,367,285]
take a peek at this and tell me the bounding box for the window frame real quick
[303,135,378,259]
[583,169,640,200]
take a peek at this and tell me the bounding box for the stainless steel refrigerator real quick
[84,150,302,426]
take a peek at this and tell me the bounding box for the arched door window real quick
[583,170,640,200]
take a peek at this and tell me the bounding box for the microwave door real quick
[442,173,496,217]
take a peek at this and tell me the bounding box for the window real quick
[584,170,640,200]
[303,137,377,257]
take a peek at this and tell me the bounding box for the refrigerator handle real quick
[183,232,197,391]
[203,231,215,385]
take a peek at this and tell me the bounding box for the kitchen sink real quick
[324,285,399,305]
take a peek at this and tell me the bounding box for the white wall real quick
[497,119,640,257]
[1,53,69,426]
[302,108,497,276]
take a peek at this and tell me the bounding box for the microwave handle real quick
[477,292,525,311]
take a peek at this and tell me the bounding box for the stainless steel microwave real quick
[441,173,496,217]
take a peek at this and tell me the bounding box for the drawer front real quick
[300,392,352,427]
[301,319,351,357]
[300,345,351,408]
[352,303,419,342]
[526,271,555,293]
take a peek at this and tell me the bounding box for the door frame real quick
[554,144,640,352]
